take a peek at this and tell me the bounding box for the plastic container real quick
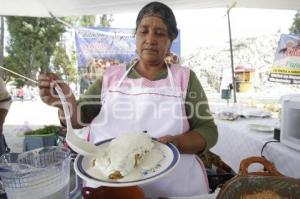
[0,146,71,199]
[23,134,58,152]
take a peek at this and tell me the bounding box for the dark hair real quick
[135,2,178,41]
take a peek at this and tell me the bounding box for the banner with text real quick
[75,27,181,68]
[269,34,300,84]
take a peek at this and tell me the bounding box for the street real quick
[3,99,60,153]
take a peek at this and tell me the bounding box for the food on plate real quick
[240,190,287,199]
[94,132,154,179]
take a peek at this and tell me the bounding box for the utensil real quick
[1,64,105,158]
[0,163,34,178]
[54,84,105,158]
[0,146,71,199]
[217,156,300,199]
[0,65,38,84]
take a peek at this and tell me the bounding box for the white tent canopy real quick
[1,0,300,17]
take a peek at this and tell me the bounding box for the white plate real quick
[74,138,180,187]
[248,124,274,132]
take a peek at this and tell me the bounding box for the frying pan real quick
[217,156,300,199]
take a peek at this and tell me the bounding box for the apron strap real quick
[116,64,135,88]
[166,63,176,91]
[116,61,177,92]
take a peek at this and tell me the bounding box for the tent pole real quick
[227,3,237,103]
[0,16,4,78]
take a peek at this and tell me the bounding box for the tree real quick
[4,14,113,83]
[80,16,96,27]
[99,14,114,27]
[52,43,77,82]
[66,14,113,27]
[289,11,300,35]
[5,17,65,80]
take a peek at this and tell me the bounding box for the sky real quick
[110,8,297,56]
[3,8,296,59]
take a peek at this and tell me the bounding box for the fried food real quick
[240,190,287,199]
[96,132,154,179]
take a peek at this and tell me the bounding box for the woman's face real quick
[136,16,171,66]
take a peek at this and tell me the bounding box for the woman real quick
[39,2,218,198]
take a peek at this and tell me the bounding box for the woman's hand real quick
[158,135,178,147]
[158,131,207,154]
[38,73,72,108]
[38,73,81,128]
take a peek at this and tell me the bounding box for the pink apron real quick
[87,63,209,198]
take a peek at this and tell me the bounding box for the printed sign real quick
[75,27,181,68]
[269,34,300,84]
